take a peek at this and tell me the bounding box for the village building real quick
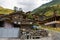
[43,15,60,28]
[0,7,48,38]
[0,8,34,38]
[0,10,35,35]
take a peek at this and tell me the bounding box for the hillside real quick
[0,6,13,14]
[32,0,60,16]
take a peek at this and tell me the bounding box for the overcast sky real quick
[0,0,52,12]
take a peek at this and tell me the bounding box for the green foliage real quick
[27,13,33,19]
[32,0,60,17]
[44,10,54,16]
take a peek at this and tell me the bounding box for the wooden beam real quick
[44,21,60,25]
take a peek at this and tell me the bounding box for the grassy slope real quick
[0,6,13,14]
[32,0,60,16]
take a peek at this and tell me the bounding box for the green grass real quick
[0,6,13,14]
[40,26,60,32]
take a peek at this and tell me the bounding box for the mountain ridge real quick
[32,0,60,14]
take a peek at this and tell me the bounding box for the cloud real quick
[0,0,52,12]
[17,0,37,11]
[17,0,52,12]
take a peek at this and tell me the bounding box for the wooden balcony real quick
[44,21,60,25]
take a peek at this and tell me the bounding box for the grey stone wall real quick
[0,28,19,38]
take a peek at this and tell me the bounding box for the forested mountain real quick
[32,0,60,16]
